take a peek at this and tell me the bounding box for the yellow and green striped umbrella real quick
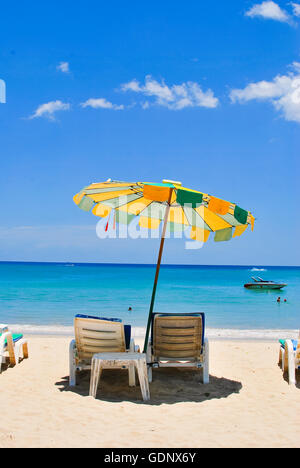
[74,179,255,351]
[74,179,254,240]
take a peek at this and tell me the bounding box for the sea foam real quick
[7,323,298,341]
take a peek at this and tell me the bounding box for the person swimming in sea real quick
[277,297,281,303]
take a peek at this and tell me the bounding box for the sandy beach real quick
[0,335,299,448]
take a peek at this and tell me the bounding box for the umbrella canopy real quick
[74,179,255,351]
[74,179,254,239]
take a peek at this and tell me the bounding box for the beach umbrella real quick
[73,179,255,352]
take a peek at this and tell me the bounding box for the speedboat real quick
[244,277,287,290]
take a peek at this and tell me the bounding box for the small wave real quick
[206,328,298,340]
[9,324,74,335]
[250,268,267,271]
[7,323,147,338]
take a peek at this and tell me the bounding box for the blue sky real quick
[0,1,299,265]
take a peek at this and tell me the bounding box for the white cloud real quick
[122,79,141,93]
[121,75,219,110]
[291,2,300,16]
[29,100,71,120]
[57,61,70,73]
[245,1,291,23]
[81,98,124,110]
[230,62,300,123]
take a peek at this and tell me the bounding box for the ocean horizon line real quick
[0,260,299,269]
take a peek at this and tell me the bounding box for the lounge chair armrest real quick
[202,337,209,353]
[69,339,77,387]
[69,339,76,351]
[69,339,77,361]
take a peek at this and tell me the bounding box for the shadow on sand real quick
[55,368,242,405]
[0,357,27,373]
[280,367,300,389]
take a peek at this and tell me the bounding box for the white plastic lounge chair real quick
[146,313,209,384]
[0,324,29,373]
[278,332,300,386]
[69,314,139,387]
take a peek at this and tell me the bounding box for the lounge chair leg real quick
[14,343,21,364]
[285,341,296,386]
[289,366,296,386]
[148,365,152,383]
[89,359,102,398]
[202,338,209,384]
[14,340,28,364]
[136,359,150,401]
[278,347,283,367]
[69,339,77,386]
[128,363,136,387]
[22,342,29,359]
[283,348,289,374]
[146,343,152,383]
[0,355,4,374]
[281,349,286,371]
[203,366,209,384]
[6,333,16,367]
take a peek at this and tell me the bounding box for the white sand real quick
[0,336,299,448]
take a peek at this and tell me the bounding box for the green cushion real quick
[0,333,23,347]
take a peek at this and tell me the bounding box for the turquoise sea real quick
[0,262,299,339]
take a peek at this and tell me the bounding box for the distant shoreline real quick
[8,324,299,340]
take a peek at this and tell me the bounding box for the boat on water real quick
[244,277,287,290]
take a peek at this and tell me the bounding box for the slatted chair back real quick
[74,316,126,362]
[153,314,204,360]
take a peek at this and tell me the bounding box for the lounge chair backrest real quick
[74,316,126,361]
[153,314,204,359]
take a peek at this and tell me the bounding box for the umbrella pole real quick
[143,189,173,353]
